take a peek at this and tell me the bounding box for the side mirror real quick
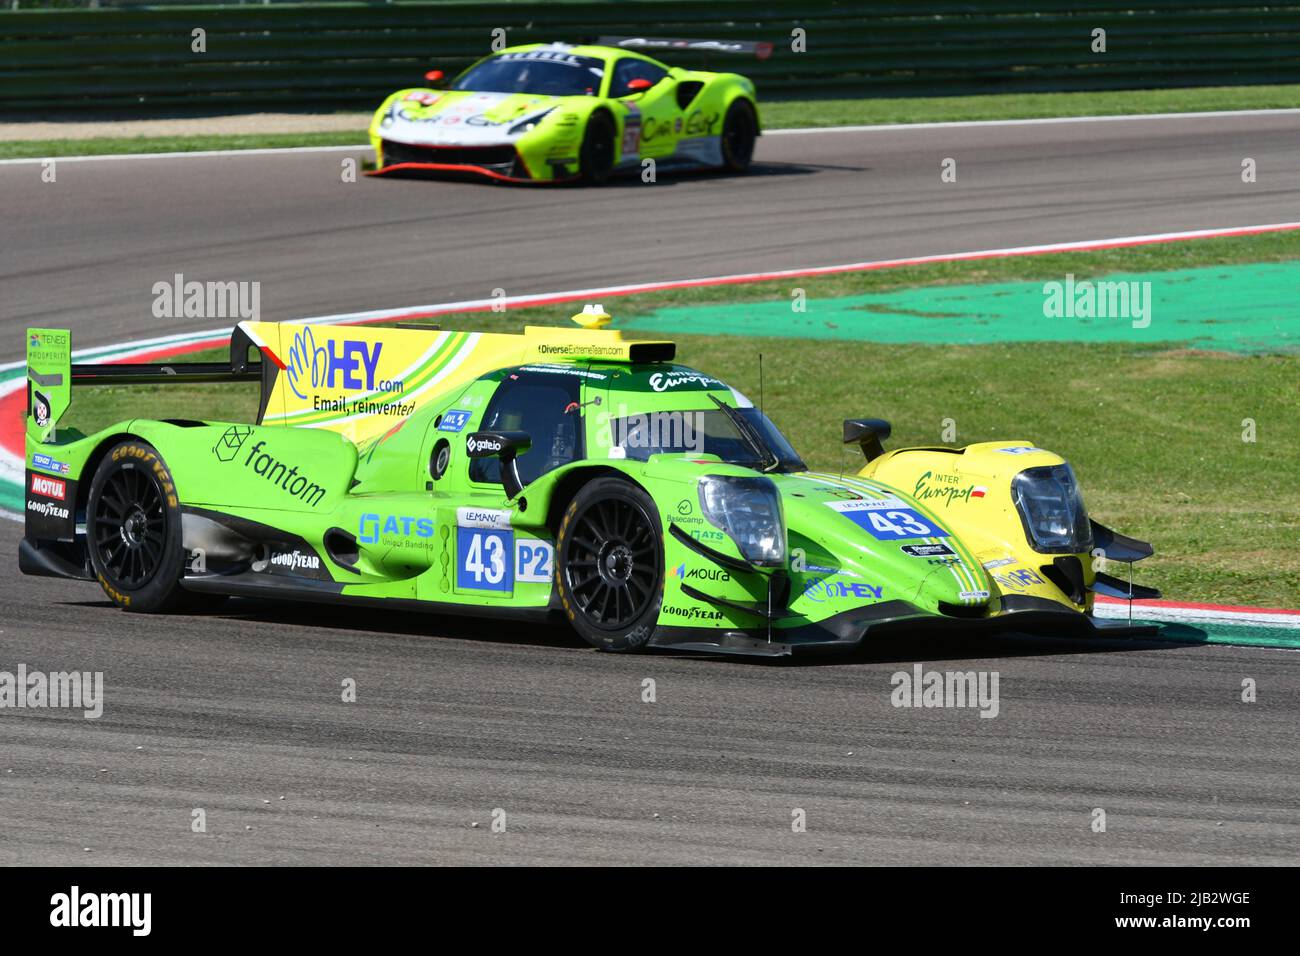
[626,77,656,92]
[424,69,445,85]
[843,418,891,463]
[466,431,532,499]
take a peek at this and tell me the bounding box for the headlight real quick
[697,475,786,567]
[1011,464,1093,554]
[510,108,555,136]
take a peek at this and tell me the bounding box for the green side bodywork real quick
[20,324,1147,656]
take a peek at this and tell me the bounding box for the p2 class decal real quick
[24,469,76,541]
[826,498,950,540]
[457,526,513,592]
[515,538,555,584]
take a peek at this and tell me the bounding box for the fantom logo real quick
[235,439,326,507]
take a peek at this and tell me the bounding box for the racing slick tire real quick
[579,111,617,184]
[720,99,758,173]
[86,440,213,613]
[556,476,664,652]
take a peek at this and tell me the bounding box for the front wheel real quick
[556,477,664,651]
[86,440,190,612]
[720,99,758,173]
[578,111,616,184]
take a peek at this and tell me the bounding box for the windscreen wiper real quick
[709,395,779,473]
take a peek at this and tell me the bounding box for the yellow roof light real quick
[571,303,612,329]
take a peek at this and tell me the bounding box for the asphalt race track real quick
[1,517,1297,865]
[3,112,1300,355]
[1,113,1298,865]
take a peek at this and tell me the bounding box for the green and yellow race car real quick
[20,309,1158,657]
[368,37,766,183]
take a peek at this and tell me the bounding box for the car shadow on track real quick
[65,595,1199,665]
[64,597,590,651]
[592,161,862,188]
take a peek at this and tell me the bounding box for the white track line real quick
[2,106,1298,164]
[765,107,1300,135]
[263,220,1300,326]
[0,144,370,166]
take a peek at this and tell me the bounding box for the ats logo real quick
[30,474,66,500]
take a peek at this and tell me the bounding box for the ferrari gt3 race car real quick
[20,311,1158,656]
[369,37,767,183]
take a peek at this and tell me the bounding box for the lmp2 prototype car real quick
[20,311,1158,656]
[369,37,767,183]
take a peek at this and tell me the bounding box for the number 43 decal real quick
[457,529,556,591]
[850,508,949,540]
[457,527,512,591]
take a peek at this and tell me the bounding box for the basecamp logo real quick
[30,473,66,500]
[1043,273,1152,329]
[50,886,150,936]
[891,663,999,718]
[152,272,259,322]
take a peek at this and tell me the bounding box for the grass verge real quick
[3,83,1298,159]
[62,233,1300,607]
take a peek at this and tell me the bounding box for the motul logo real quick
[30,474,66,500]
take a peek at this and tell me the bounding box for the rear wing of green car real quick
[25,326,265,444]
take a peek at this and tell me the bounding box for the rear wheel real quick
[578,111,616,184]
[720,99,758,173]
[556,477,664,651]
[86,440,192,612]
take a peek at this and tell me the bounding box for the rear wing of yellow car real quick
[28,314,675,450]
[242,318,674,446]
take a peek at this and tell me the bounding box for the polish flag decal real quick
[971,486,987,498]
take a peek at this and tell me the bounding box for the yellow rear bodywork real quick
[860,442,1094,613]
